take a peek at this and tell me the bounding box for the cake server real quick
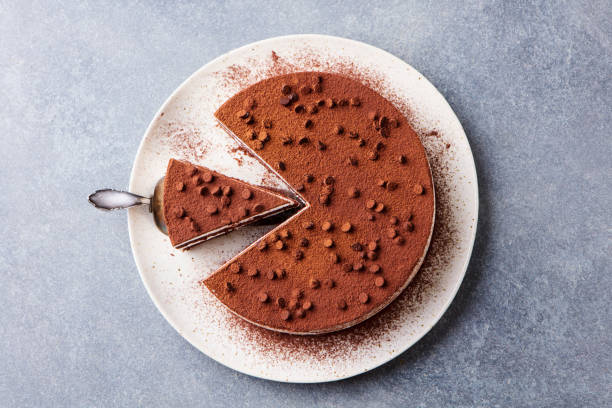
[88,177,167,234]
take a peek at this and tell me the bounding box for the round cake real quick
[203,72,435,334]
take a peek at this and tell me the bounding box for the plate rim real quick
[128,33,479,383]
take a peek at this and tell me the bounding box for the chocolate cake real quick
[203,72,435,334]
[163,159,298,249]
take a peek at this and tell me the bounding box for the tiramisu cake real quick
[198,72,435,334]
[163,159,298,249]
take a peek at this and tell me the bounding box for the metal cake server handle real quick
[88,177,167,234]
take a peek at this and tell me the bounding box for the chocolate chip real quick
[258,291,269,302]
[210,186,221,196]
[348,131,359,139]
[220,196,231,207]
[359,293,369,303]
[304,119,312,128]
[321,221,333,232]
[244,115,254,125]
[206,205,218,214]
[304,174,314,183]
[350,97,360,106]
[323,175,335,185]
[279,229,291,239]
[294,104,305,113]
[368,241,378,251]
[337,300,347,310]
[390,216,399,225]
[248,268,259,277]
[222,186,233,196]
[319,195,330,205]
[175,181,185,192]
[302,221,314,230]
[294,249,304,260]
[324,279,335,289]
[258,131,269,142]
[321,185,334,195]
[277,161,286,171]
[379,116,389,128]
[299,237,309,247]
[339,99,348,106]
[263,119,273,128]
[374,202,385,213]
[298,135,310,144]
[281,135,293,145]
[247,130,257,140]
[229,263,241,274]
[375,276,385,288]
[377,179,387,188]
[296,183,305,192]
[309,278,320,289]
[186,165,198,177]
[387,228,397,238]
[353,262,364,271]
[398,154,407,164]
[275,268,287,279]
[266,270,275,280]
[277,297,287,308]
[326,98,336,108]
[357,138,366,147]
[346,156,358,166]
[375,141,385,151]
[238,207,249,218]
[174,207,185,218]
[302,300,312,310]
[241,189,252,200]
[402,221,414,232]
[334,125,344,135]
[258,241,268,251]
[341,222,352,233]
[243,97,256,110]
[281,84,292,94]
[413,184,424,195]
[342,263,352,272]
[193,175,204,186]
[280,96,291,106]
[367,214,376,221]
[195,186,207,196]
[323,238,334,248]
[329,253,340,263]
[291,288,304,299]
[379,127,390,138]
[366,199,376,209]
[317,141,327,151]
[369,264,381,273]
[280,310,291,321]
[225,282,234,292]
[307,104,318,114]
[347,187,360,198]
[294,309,304,318]
[368,150,379,161]
[252,203,265,213]
[299,85,312,95]
[351,242,363,252]
[367,111,378,121]
[393,236,405,245]
[274,240,285,250]
[236,110,249,119]
[367,251,378,260]
[316,99,325,106]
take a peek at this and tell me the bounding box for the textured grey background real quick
[1,0,610,407]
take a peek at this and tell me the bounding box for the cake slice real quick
[163,159,298,249]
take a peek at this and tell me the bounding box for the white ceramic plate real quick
[128,34,478,383]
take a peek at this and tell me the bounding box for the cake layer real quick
[204,72,435,334]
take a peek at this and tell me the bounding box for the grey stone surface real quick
[1,0,610,406]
